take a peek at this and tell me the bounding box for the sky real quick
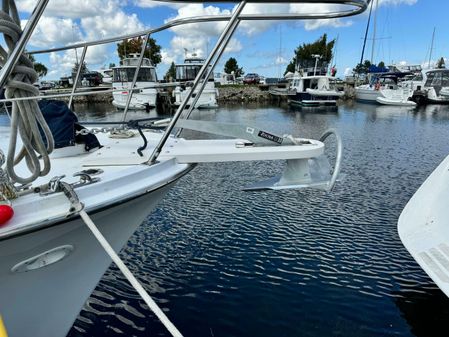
[14,0,449,81]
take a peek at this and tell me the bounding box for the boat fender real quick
[0,203,13,226]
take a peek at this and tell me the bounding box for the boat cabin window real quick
[425,71,449,87]
[427,71,449,87]
[113,67,157,82]
[176,65,213,81]
[122,58,152,67]
[303,79,318,90]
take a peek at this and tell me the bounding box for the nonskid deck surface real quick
[0,129,190,238]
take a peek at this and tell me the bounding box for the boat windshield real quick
[113,67,157,82]
[176,64,213,81]
[425,71,449,88]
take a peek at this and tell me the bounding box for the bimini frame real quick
[0,0,369,164]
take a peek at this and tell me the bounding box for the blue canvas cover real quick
[39,100,77,148]
[38,100,101,151]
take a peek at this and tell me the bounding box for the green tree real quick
[72,61,88,76]
[26,52,48,78]
[378,61,385,69]
[353,60,372,74]
[165,62,176,81]
[117,37,162,66]
[436,57,446,69]
[33,63,48,78]
[224,57,244,78]
[284,34,335,75]
[72,61,88,84]
[108,62,116,68]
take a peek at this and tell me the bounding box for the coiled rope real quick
[0,0,54,185]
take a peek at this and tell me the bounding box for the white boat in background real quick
[112,54,158,110]
[0,0,368,336]
[288,71,343,107]
[422,69,449,104]
[376,96,416,107]
[173,55,218,109]
[355,73,401,103]
[376,87,416,107]
[98,68,113,85]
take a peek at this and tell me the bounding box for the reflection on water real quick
[3,100,449,337]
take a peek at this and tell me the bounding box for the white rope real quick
[79,210,184,337]
[0,0,54,185]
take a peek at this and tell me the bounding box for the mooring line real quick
[59,181,183,337]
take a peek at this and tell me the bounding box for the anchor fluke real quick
[243,129,342,192]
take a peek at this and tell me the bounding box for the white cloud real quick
[23,17,82,48]
[225,38,242,54]
[19,1,147,79]
[17,0,123,18]
[134,0,183,9]
[81,12,144,41]
[275,56,288,65]
[165,4,233,63]
[379,0,418,6]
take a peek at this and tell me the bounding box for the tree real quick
[26,52,48,78]
[34,63,48,78]
[165,62,176,81]
[436,57,446,69]
[224,57,244,78]
[109,62,116,68]
[117,37,162,66]
[378,61,385,69]
[72,61,88,75]
[72,61,88,84]
[284,34,335,75]
[353,60,372,74]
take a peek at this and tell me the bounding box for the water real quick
[41,102,449,336]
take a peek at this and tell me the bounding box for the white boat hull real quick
[112,82,158,110]
[376,96,416,107]
[399,154,449,297]
[355,87,384,103]
[173,84,218,109]
[0,181,177,337]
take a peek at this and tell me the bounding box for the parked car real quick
[243,73,260,84]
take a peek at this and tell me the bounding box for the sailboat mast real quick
[370,0,379,64]
[428,27,435,68]
[359,0,375,66]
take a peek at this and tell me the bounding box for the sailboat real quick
[0,1,368,336]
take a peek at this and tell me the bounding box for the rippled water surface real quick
[64,102,449,337]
